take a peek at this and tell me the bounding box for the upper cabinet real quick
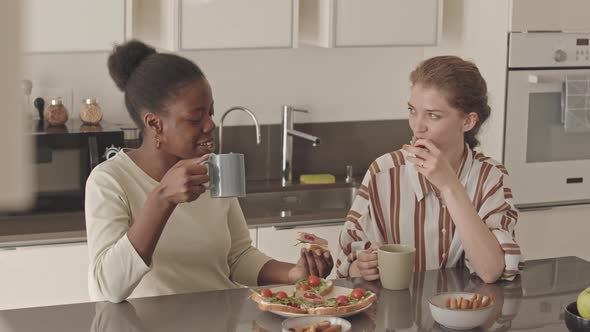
[128,0,297,51]
[180,0,297,50]
[511,0,590,32]
[299,0,441,48]
[21,0,442,53]
[21,0,126,53]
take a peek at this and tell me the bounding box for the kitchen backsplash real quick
[217,119,412,181]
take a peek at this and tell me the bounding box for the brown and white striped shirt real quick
[337,145,524,280]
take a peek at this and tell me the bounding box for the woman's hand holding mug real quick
[355,243,380,281]
[158,154,210,204]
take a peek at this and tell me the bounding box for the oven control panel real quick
[509,32,590,68]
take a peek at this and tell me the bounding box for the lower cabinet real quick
[515,206,590,262]
[0,242,89,310]
[257,223,344,280]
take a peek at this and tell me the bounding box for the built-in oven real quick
[505,32,590,209]
[26,120,124,214]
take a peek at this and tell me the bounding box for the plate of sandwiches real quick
[250,276,377,318]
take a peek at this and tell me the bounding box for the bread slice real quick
[250,291,264,304]
[307,292,377,315]
[251,290,309,314]
[317,280,334,296]
[256,301,308,314]
[296,232,329,251]
[303,243,329,251]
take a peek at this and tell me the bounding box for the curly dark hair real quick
[107,40,205,130]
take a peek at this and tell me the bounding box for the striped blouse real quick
[336,145,524,280]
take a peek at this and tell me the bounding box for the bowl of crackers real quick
[428,291,495,330]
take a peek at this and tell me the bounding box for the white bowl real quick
[281,315,351,332]
[428,291,495,330]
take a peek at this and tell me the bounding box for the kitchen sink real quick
[238,186,357,226]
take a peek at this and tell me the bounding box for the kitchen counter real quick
[0,256,587,331]
[0,180,357,248]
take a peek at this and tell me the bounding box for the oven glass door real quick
[505,69,590,207]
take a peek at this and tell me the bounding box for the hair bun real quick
[107,40,157,92]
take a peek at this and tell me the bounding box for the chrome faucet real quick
[281,105,321,186]
[218,106,262,153]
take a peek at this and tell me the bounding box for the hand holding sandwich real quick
[287,247,334,284]
[257,232,334,286]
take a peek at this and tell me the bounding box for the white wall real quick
[23,47,421,127]
[424,0,510,160]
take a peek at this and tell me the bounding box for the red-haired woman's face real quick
[408,83,474,152]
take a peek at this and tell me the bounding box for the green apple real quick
[578,287,590,319]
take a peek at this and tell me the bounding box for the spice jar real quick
[44,98,69,125]
[79,99,103,125]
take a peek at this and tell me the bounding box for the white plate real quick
[259,285,373,318]
[282,315,352,332]
[271,303,372,318]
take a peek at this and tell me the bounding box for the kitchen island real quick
[0,256,587,331]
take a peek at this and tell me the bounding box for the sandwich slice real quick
[307,288,377,315]
[294,275,334,296]
[295,232,329,251]
[250,288,308,314]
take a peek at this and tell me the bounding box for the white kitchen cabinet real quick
[299,0,441,48]
[21,0,126,53]
[128,0,297,51]
[515,205,590,262]
[257,223,343,280]
[0,242,89,310]
[180,0,297,50]
[511,0,590,32]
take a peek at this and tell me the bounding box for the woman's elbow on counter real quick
[104,293,129,304]
[93,282,131,303]
[479,271,502,284]
[478,261,505,284]
[90,266,132,304]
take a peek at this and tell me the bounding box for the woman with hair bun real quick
[337,56,524,284]
[85,40,333,303]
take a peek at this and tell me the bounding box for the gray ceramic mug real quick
[202,153,246,198]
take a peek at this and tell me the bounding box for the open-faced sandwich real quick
[295,232,329,252]
[250,279,377,316]
[250,288,308,314]
[306,287,376,315]
[294,275,334,296]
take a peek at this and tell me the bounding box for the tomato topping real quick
[299,284,311,291]
[290,303,300,308]
[260,288,273,298]
[307,275,321,287]
[304,292,320,299]
[351,288,365,300]
[304,234,315,241]
[336,295,350,306]
[275,291,288,299]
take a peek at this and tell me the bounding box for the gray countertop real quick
[0,181,357,248]
[0,256,587,331]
